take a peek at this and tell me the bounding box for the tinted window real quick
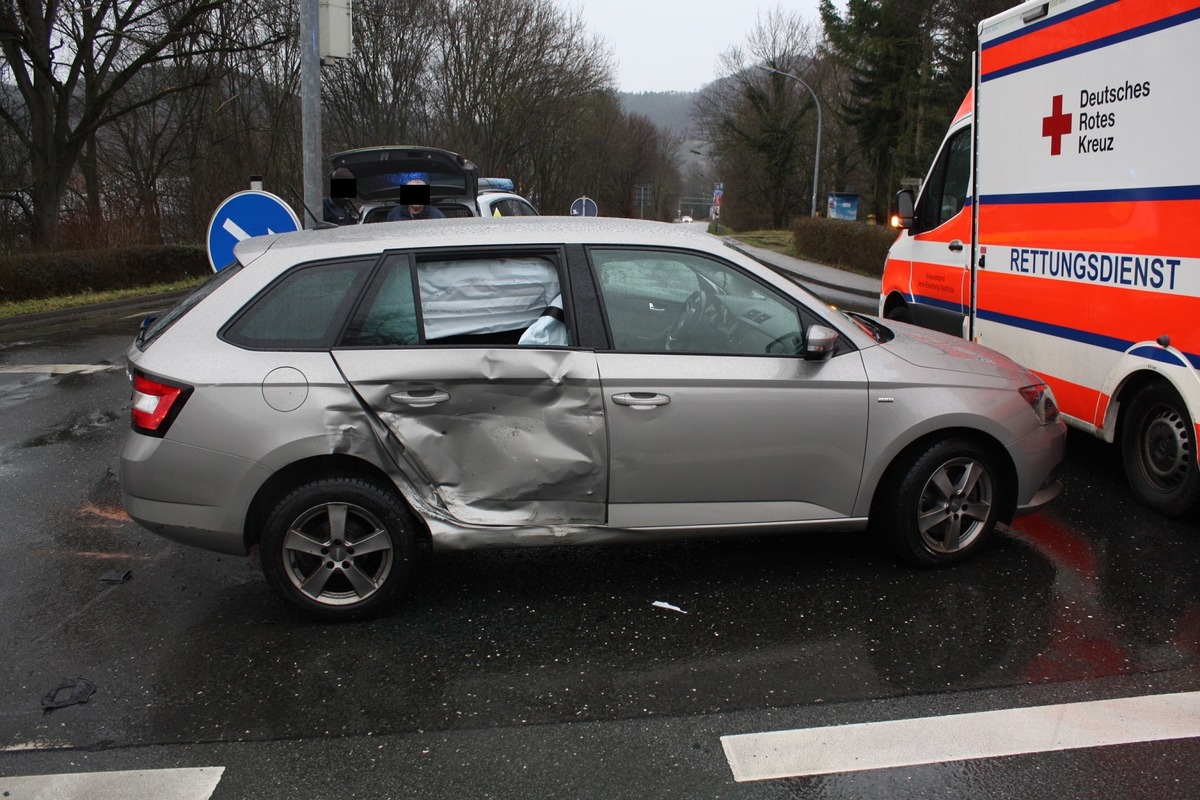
[343,256,419,346]
[591,249,803,356]
[490,198,538,217]
[915,127,971,232]
[223,259,374,349]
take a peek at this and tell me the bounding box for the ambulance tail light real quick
[131,371,193,437]
[1019,383,1060,425]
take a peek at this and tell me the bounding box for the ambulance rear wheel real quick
[1121,382,1200,518]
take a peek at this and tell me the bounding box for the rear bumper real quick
[120,432,269,556]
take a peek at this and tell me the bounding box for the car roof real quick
[234,217,722,266]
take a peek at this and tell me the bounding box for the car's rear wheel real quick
[261,477,417,621]
[875,437,1000,567]
[1121,381,1200,518]
[885,303,912,324]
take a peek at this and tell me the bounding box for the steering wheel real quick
[665,290,709,351]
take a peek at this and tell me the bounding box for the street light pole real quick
[759,65,822,218]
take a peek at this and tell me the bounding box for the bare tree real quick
[694,7,832,228]
[0,0,280,246]
[321,0,441,154]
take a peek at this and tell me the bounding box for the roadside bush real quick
[792,218,898,278]
[0,245,207,303]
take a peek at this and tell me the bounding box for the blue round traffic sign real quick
[569,196,599,217]
[206,190,301,271]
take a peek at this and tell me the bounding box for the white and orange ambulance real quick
[881,0,1200,517]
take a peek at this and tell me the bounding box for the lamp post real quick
[759,65,822,218]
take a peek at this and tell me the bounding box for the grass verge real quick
[0,276,205,319]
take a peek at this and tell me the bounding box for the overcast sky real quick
[558,0,830,94]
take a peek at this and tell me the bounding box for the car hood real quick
[330,146,479,203]
[876,321,1033,382]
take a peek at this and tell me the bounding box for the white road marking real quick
[722,690,1200,782]
[0,767,224,799]
[0,364,118,375]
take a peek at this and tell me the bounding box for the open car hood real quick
[331,146,480,207]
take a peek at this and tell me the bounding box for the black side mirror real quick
[891,190,915,230]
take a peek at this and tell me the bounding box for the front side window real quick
[591,248,804,356]
[223,259,375,349]
[915,126,971,232]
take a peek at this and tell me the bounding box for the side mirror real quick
[891,190,914,230]
[803,324,839,361]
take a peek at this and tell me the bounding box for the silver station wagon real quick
[121,217,1066,620]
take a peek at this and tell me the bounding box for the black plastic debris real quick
[42,677,95,711]
[100,570,131,584]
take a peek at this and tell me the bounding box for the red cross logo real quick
[1042,94,1072,156]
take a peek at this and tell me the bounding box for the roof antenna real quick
[286,183,338,230]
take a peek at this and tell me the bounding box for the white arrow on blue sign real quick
[206,190,302,272]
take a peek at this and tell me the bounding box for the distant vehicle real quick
[680,215,694,224]
[329,146,537,222]
[477,176,538,218]
[121,217,1064,620]
[880,0,1200,518]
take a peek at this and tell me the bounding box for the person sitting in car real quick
[386,179,446,222]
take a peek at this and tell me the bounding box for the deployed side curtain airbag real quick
[417,257,560,339]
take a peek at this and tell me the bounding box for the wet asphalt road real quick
[2,305,1200,798]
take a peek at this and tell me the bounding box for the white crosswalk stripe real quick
[0,364,119,375]
[0,766,224,799]
[722,691,1200,782]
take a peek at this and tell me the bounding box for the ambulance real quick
[880,0,1200,518]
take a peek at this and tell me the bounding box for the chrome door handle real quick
[389,390,450,407]
[648,302,668,312]
[612,392,670,409]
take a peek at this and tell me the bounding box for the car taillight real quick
[1019,383,1060,425]
[131,372,193,437]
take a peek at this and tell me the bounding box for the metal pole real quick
[760,66,822,218]
[300,0,322,230]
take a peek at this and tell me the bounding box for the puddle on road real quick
[22,409,122,448]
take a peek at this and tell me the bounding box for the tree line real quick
[692,0,1012,229]
[0,0,1014,253]
[0,0,682,251]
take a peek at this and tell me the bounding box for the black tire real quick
[260,476,417,621]
[1120,382,1200,518]
[874,437,1000,567]
[885,303,913,324]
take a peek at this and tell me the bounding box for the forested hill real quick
[619,91,698,136]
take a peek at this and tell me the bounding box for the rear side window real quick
[342,254,563,347]
[222,259,375,349]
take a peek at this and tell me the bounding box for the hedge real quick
[792,218,898,279]
[0,245,208,303]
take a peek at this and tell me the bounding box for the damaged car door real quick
[332,251,607,527]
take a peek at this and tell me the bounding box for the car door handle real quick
[612,392,670,409]
[389,390,451,407]
[948,239,964,252]
[648,302,668,312]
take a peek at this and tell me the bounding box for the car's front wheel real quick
[874,437,1000,567]
[260,477,417,621]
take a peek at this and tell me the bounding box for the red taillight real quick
[131,373,192,437]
